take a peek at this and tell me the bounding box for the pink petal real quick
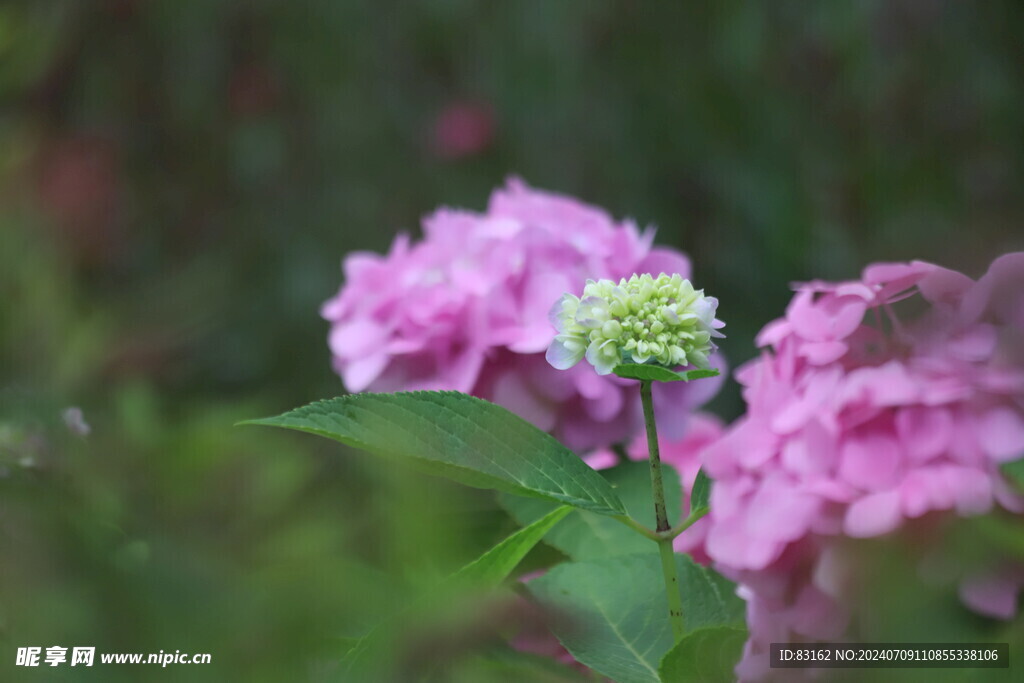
[960,251,1024,327]
[870,361,921,405]
[733,419,780,469]
[787,586,848,638]
[895,406,953,463]
[511,272,573,352]
[437,347,485,393]
[708,475,757,518]
[917,265,974,306]
[844,489,902,537]
[900,467,964,515]
[492,371,556,432]
[343,353,391,392]
[862,261,928,284]
[636,247,692,281]
[745,478,819,542]
[947,324,997,361]
[978,406,1024,462]
[508,322,557,353]
[862,260,935,302]
[805,478,858,502]
[780,417,837,475]
[328,319,388,360]
[771,367,841,434]
[583,450,619,470]
[755,319,791,347]
[839,432,901,491]
[952,467,993,516]
[581,378,624,421]
[786,290,831,342]
[959,571,1023,621]
[900,470,934,518]
[799,340,848,365]
[705,518,782,570]
[824,296,868,340]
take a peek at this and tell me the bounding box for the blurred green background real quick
[2,1,1023,680]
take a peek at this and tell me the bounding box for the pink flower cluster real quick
[322,178,721,451]
[695,254,1024,679]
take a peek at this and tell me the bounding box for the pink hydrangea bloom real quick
[322,178,722,451]
[698,253,1024,680]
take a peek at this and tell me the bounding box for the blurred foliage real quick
[832,508,1024,683]
[1,0,1023,679]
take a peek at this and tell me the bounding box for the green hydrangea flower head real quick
[546,273,724,375]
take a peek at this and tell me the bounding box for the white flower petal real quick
[586,339,618,375]
[576,296,611,328]
[546,336,585,369]
[688,349,709,369]
[547,293,579,333]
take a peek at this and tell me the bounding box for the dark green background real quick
[2,2,1022,680]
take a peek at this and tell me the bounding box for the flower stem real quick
[658,538,686,640]
[640,380,686,640]
[640,381,670,533]
[665,507,708,539]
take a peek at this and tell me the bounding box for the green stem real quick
[613,514,660,542]
[640,381,670,532]
[659,538,686,640]
[613,506,708,543]
[666,507,708,540]
[640,379,686,640]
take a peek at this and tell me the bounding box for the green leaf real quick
[1001,458,1024,492]
[455,646,592,682]
[527,554,745,683]
[332,636,362,659]
[973,515,1024,560]
[689,469,711,516]
[658,626,747,683]
[339,635,377,676]
[341,505,573,677]
[243,391,625,516]
[500,461,682,561]
[451,506,572,586]
[675,555,746,632]
[613,365,721,383]
[528,554,673,683]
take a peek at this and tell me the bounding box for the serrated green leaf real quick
[658,626,747,683]
[613,365,721,383]
[500,461,682,561]
[675,556,746,632]
[689,469,711,516]
[528,555,672,683]
[341,506,573,677]
[527,554,745,683]
[243,391,625,516]
[451,506,572,586]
